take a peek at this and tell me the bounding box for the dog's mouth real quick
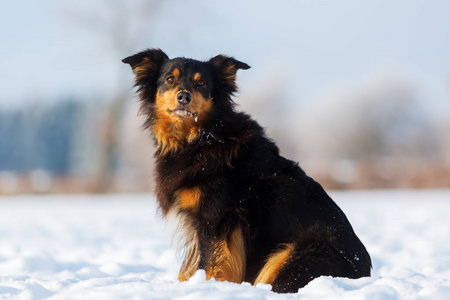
[169,109,197,118]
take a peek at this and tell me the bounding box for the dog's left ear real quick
[208,55,250,97]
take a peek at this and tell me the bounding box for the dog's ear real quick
[122,48,169,102]
[122,48,168,73]
[208,55,250,98]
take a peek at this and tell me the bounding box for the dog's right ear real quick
[122,48,168,74]
[122,48,169,102]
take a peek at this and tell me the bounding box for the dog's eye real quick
[166,76,175,84]
[194,80,206,87]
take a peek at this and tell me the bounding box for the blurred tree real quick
[291,75,447,188]
[68,0,164,192]
[297,75,439,163]
[0,111,25,171]
[0,99,80,174]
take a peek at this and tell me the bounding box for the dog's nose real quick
[177,91,191,105]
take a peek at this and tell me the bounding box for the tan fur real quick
[153,89,195,155]
[254,243,296,285]
[177,187,202,211]
[172,68,180,80]
[153,88,212,155]
[205,227,246,283]
[133,57,157,80]
[193,73,202,81]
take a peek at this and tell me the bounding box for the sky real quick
[1,0,449,115]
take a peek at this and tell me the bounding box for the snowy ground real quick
[1,190,450,299]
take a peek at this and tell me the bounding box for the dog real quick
[122,49,371,293]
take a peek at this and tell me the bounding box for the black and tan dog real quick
[123,49,371,293]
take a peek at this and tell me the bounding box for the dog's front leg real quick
[203,226,246,283]
[177,226,246,283]
[178,236,200,282]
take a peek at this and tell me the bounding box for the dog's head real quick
[123,48,250,155]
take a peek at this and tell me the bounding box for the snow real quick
[1,190,450,299]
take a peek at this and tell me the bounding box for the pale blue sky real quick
[1,0,449,115]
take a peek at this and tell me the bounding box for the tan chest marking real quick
[177,187,202,211]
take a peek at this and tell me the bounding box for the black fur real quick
[123,48,371,293]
